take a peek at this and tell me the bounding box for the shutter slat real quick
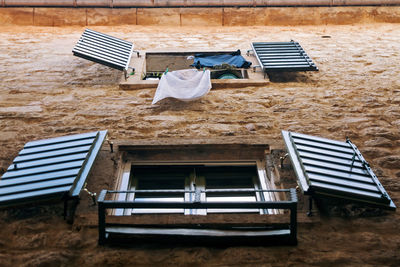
[0,177,76,196]
[0,169,79,188]
[14,145,92,163]
[20,139,95,155]
[25,132,97,148]
[308,175,379,193]
[3,162,84,179]
[299,151,364,168]
[9,153,88,171]
[301,158,368,176]
[0,186,72,204]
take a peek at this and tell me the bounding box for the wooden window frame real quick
[114,159,280,216]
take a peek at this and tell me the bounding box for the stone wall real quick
[0,22,400,266]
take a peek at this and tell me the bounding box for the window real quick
[98,144,298,245]
[115,160,280,216]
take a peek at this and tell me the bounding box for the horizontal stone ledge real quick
[0,6,399,26]
[3,0,400,7]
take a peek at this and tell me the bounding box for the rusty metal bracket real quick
[82,183,97,206]
[280,153,289,169]
[106,137,114,153]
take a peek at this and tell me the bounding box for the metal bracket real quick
[123,69,128,81]
[252,65,261,73]
[307,196,313,217]
[133,50,140,57]
[346,137,390,201]
[82,183,97,206]
[280,153,289,169]
[350,151,356,171]
[106,137,113,153]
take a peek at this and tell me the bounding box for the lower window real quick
[116,161,279,216]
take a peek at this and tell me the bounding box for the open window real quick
[116,161,280,216]
[98,144,298,245]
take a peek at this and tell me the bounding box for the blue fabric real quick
[192,50,252,69]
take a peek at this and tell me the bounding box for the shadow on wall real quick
[267,72,316,83]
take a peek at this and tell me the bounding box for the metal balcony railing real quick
[97,188,298,245]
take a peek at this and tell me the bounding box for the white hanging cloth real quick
[152,69,212,104]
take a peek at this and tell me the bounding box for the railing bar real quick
[106,189,292,194]
[100,201,295,210]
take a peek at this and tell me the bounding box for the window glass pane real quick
[131,166,190,214]
[200,166,260,213]
[207,196,256,202]
[127,165,263,214]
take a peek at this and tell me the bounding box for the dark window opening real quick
[125,165,265,215]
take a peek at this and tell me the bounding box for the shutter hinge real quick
[82,183,97,206]
[106,137,113,153]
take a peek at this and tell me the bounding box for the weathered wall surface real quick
[0,6,400,26]
[0,24,399,265]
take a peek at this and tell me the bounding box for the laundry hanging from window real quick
[191,50,252,69]
[152,69,212,104]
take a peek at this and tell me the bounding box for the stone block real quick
[34,8,87,26]
[76,0,110,6]
[368,6,400,23]
[154,0,186,6]
[113,0,154,7]
[5,0,74,6]
[186,0,218,6]
[137,8,180,26]
[319,7,365,25]
[223,7,256,26]
[256,7,322,26]
[87,8,137,25]
[265,0,329,5]
[0,8,33,25]
[181,8,222,26]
